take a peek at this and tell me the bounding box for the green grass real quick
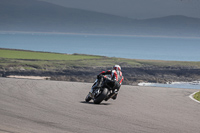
[193,91,200,101]
[0,49,101,60]
[1,48,200,71]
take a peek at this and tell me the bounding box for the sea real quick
[0,32,200,89]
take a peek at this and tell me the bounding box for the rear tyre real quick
[94,88,108,104]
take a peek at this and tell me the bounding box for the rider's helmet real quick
[113,65,121,71]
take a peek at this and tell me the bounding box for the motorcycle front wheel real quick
[94,88,108,104]
[85,94,92,102]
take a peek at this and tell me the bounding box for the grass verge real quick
[193,91,200,101]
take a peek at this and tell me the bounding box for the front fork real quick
[89,77,102,95]
[89,79,99,99]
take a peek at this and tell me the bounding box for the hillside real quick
[1,48,200,85]
[0,0,135,33]
[0,0,200,37]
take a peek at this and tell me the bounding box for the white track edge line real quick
[189,91,200,104]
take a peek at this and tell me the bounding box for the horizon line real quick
[1,30,200,39]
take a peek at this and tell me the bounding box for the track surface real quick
[0,77,199,133]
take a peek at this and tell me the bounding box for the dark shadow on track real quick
[80,101,111,105]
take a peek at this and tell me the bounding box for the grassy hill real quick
[1,48,200,85]
[0,49,101,60]
[1,48,200,68]
[1,0,200,37]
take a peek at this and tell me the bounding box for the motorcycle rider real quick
[89,65,124,100]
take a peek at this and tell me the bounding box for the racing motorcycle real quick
[85,75,118,104]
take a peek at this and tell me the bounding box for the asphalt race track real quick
[0,77,199,133]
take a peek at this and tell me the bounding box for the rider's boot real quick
[112,91,118,100]
[112,94,117,100]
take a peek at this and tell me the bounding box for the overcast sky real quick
[39,0,200,19]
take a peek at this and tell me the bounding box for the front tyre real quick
[85,94,92,102]
[94,88,108,104]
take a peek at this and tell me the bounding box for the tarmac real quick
[0,77,199,133]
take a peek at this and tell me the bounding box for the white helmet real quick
[113,65,121,71]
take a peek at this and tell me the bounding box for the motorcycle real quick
[85,76,118,104]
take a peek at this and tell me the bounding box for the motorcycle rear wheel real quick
[94,88,108,104]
